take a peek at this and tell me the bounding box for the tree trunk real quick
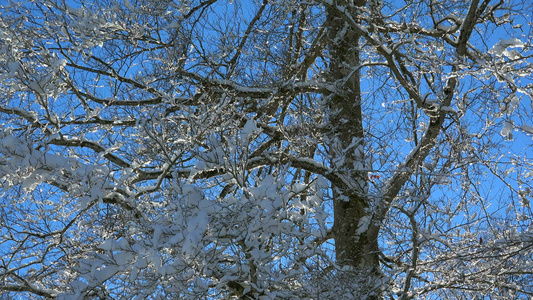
[326,0,380,272]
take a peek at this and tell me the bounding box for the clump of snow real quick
[241,119,259,141]
[520,125,533,134]
[490,38,525,57]
[501,120,513,137]
[356,216,370,234]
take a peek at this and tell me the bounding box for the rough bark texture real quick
[326,0,380,271]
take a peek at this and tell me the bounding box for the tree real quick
[1,0,533,298]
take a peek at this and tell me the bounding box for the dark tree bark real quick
[326,0,380,272]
